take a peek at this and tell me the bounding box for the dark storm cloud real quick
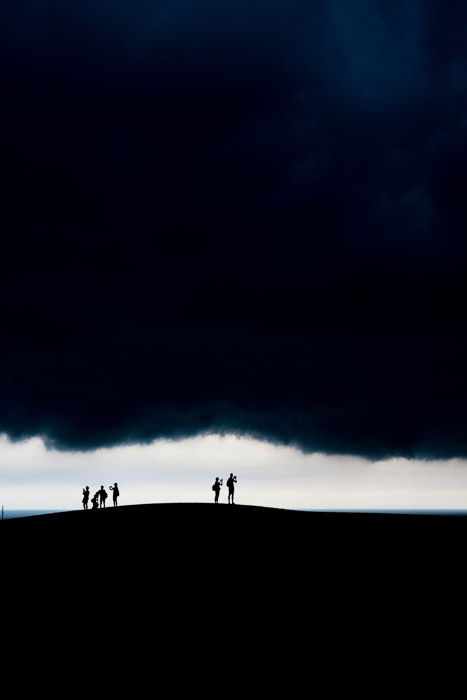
[1,0,467,458]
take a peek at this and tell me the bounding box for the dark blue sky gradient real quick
[1,1,467,458]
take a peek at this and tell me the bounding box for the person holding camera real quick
[212,477,223,503]
[82,485,90,510]
[226,473,237,504]
[109,482,120,506]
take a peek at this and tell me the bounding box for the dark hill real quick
[3,503,465,584]
[2,503,463,679]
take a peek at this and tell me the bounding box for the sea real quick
[1,510,70,520]
[2,507,467,519]
[298,508,467,515]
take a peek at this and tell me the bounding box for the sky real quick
[2,433,467,511]
[1,1,467,510]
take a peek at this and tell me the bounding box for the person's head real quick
[230,473,233,477]
[114,482,118,486]
[101,485,104,489]
[215,477,219,482]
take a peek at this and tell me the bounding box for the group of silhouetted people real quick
[82,483,119,510]
[81,476,238,509]
[212,473,237,504]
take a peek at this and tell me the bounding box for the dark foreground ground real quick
[2,504,464,683]
[3,502,465,592]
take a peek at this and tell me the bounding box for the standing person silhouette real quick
[226,473,237,505]
[212,477,223,503]
[98,485,108,508]
[109,483,119,506]
[82,486,90,510]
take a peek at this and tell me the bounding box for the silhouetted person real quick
[98,485,108,508]
[91,493,99,509]
[226,473,237,504]
[82,486,90,510]
[109,483,119,506]
[212,477,223,503]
